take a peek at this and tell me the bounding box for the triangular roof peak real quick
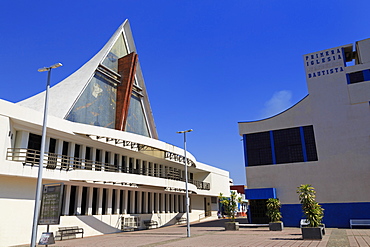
[18,20,158,139]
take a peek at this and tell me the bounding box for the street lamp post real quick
[176,129,193,238]
[30,63,62,247]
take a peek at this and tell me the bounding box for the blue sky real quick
[1,1,370,184]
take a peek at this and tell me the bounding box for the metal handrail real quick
[6,148,211,190]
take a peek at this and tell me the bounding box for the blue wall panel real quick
[281,202,370,228]
[245,188,276,200]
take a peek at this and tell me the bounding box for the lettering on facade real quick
[305,48,345,79]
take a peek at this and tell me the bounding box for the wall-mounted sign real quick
[304,47,345,79]
[39,183,64,225]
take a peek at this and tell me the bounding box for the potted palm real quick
[219,191,242,230]
[297,184,325,240]
[266,198,283,231]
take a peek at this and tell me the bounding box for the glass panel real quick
[246,131,273,166]
[273,127,304,164]
[125,95,150,137]
[66,72,117,129]
[102,33,128,72]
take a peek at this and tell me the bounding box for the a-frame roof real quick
[18,20,158,139]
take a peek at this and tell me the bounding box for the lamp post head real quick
[177,129,193,134]
[38,63,63,72]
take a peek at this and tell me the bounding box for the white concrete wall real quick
[239,43,370,206]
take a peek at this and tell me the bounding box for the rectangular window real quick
[348,71,365,84]
[81,187,88,215]
[85,147,92,170]
[244,125,318,166]
[62,141,70,169]
[27,133,42,165]
[112,189,116,214]
[92,188,98,215]
[303,126,318,161]
[121,156,127,173]
[95,149,102,171]
[74,144,81,168]
[102,188,107,215]
[245,131,273,166]
[69,186,77,215]
[347,70,370,84]
[114,154,119,171]
[273,127,304,164]
[47,138,57,169]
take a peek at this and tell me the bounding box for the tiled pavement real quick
[17,219,370,247]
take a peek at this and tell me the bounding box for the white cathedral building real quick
[0,20,230,246]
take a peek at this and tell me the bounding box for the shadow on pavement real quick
[189,218,249,228]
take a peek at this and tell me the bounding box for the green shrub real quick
[266,198,282,223]
[297,184,324,227]
[219,191,242,222]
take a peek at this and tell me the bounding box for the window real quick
[347,70,370,84]
[245,131,273,166]
[244,125,318,166]
[303,126,318,161]
[62,141,70,169]
[27,133,42,165]
[47,138,57,169]
[273,127,303,164]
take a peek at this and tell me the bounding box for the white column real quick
[76,186,83,215]
[162,193,166,213]
[101,150,106,172]
[107,188,113,215]
[137,191,142,214]
[138,159,142,175]
[56,139,63,168]
[80,145,86,169]
[115,189,121,215]
[151,192,155,214]
[88,187,94,215]
[143,192,148,214]
[171,194,174,213]
[98,188,103,215]
[69,143,75,170]
[91,147,96,171]
[130,190,136,214]
[62,185,71,215]
[132,158,136,174]
[118,155,122,172]
[123,190,128,214]
[155,193,159,213]
[110,152,115,171]
[166,194,170,213]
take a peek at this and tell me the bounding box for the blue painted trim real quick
[346,73,351,84]
[300,127,307,162]
[280,202,370,228]
[270,131,276,164]
[341,47,346,67]
[245,188,276,200]
[243,134,248,167]
[363,69,370,81]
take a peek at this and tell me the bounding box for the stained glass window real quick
[66,72,117,129]
[125,95,150,137]
[102,34,128,72]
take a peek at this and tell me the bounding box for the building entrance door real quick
[249,199,269,224]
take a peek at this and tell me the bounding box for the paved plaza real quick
[19,219,370,247]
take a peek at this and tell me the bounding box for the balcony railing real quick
[6,148,210,190]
